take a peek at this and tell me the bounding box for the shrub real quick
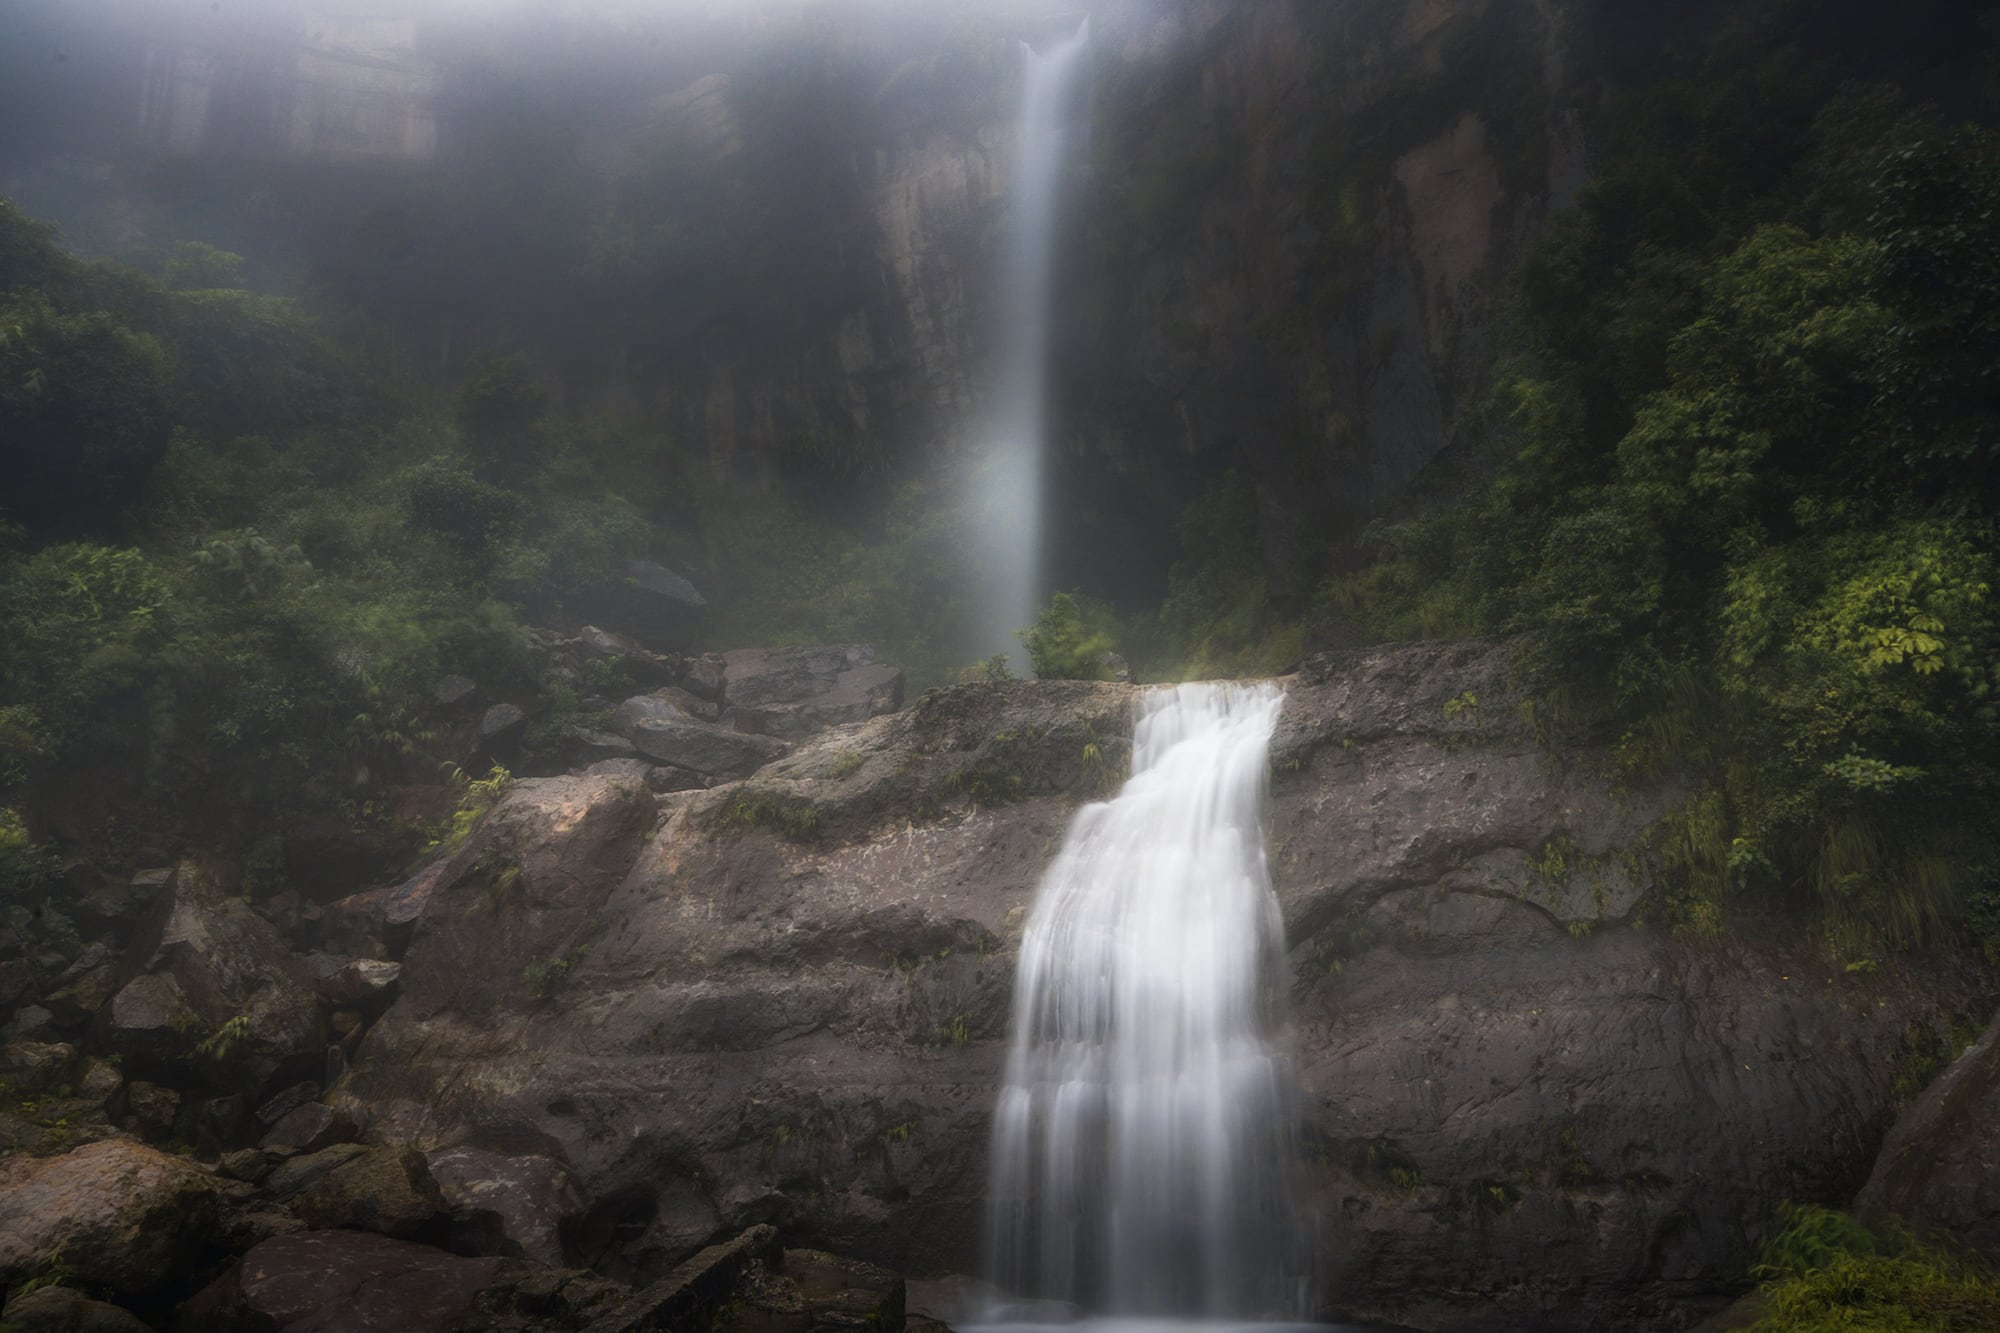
[1020,592,1112,681]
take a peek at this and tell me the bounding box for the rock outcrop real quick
[336,640,1991,1331]
[1854,1009,2000,1260]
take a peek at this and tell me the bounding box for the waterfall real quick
[986,682,1312,1319]
[968,20,1091,663]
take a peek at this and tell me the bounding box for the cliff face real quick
[0,0,1577,590]
[333,643,1990,1331]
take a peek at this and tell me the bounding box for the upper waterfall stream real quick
[967,21,1090,662]
[985,682,1311,1320]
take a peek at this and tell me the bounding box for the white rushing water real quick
[967,21,1091,662]
[986,682,1312,1319]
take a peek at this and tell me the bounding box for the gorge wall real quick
[0,0,1578,597]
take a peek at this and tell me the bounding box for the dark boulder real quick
[182,1230,508,1332]
[304,955,402,1008]
[0,1138,218,1295]
[1855,1009,2000,1259]
[570,560,707,652]
[720,645,904,738]
[578,625,685,688]
[2,1285,151,1333]
[0,1039,72,1092]
[478,703,529,759]
[44,943,118,1026]
[434,675,481,710]
[75,869,171,936]
[426,1146,579,1265]
[121,863,322,1091]
[102,972,201,1065]
[264,1142,370,1201]
[610,694,787,778]
[261,1102,355,1154]
[294,1145,450,1242]
[122,1081,179,1140]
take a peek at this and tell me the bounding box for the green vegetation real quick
[1329,50,2000,952]
[1152,472,1307,679]
[192,1014,251,1063]
[0,196,987,881]
[431,764,512,853]
[1748,1204,2000,1330]
[522,946,590,1001]
[1019,592,1115,681]
[705,788,822,841]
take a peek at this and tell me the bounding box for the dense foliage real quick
[1748,1205,2000,1330]
[0,199,982,890]
[1332,50,2000,952]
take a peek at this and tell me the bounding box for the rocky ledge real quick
[1,638,1992,1331]
[321,638,1991,1331]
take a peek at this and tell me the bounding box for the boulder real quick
[1854,1009,2000,1259]
[263,1141,369,1201]
[254,1081,321,1127]
[254,890,313,942]
[294,1145,449,1242]
[261,1102,355,1153]
[720,645,904,738]
[581,1225,779,1332]
[682,653,726,702]
[0,963,38,1013]
[434,675,480,710]
[315,887,390,959]
[123,1081,180,1139]
[0,1138,218,1294]
[578,625,684,687]
[1,1286,150,1333]
[0,1039,73,1092]
[217,1148,270,1183]
[304,955,402,1007]
[558,727,639,766]
[133,864,323,1090]
[610,694,787,778]
[44,943,118,1024]
[196,1093,248,1147]
[721,1248,905,1333]
[478,703,529,758]
[5,1004,54,1041]
[384,859,453,936]
[426,1146,579,1266]
[75,868,172,936]
[184,1230,509,1331]
[645,766,706,794]
[101,972,201,1065]
[571,560,707,651]
[76,1056,123,1106]
[333,770,655,1028]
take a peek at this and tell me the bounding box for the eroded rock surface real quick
[1855,1009,2000,1260]
[338,641,1990,1331]
[0,1138,218,1295]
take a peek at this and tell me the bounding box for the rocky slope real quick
[319,637,1992,1332]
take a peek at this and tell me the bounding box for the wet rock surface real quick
[332,639,1994,1331]
[1854,1009,2000,1260]
[0,640,1986,1332]
[0,1138,219,1295]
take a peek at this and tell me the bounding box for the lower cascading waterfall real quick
[986,681,1311,1318]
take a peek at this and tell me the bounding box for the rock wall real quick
[335,641,1992,1331]
[0,0,1583,593]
